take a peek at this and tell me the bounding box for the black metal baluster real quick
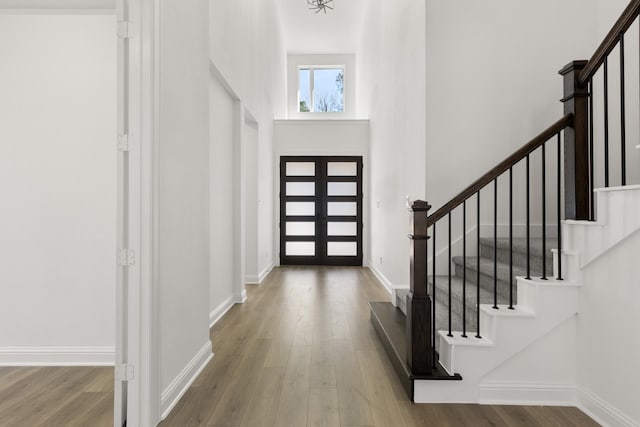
[526,154,531,280]
[448,212,453,337]
[509,167,514,310]
[476,191,482,339]
[493,179,498,309]
[557,133,563,280]
[432,223,436,369]
[604,58,610,187]
[462,201,467,338]
[542,142,548,280]
[620,33,627,186]
[589,80,595,220]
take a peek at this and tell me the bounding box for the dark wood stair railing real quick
[371,0,640,401]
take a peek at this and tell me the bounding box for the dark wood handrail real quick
[578,0,640,85]
[427,114,573,226]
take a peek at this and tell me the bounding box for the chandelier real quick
[307,0,334,14]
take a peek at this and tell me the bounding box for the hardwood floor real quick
[0,266,599,426]
[161,266,600,427]
[0,366,113,426]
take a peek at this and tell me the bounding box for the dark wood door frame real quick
[280,156,363,266]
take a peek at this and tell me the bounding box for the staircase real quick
[396,237,555,333]
[370,0,640,415]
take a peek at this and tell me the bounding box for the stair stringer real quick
[413,277,580,403]
[563,185,640,271]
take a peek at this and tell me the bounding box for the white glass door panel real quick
[281,156,362,265]
[327,162,357,176]
[286,162,315,176]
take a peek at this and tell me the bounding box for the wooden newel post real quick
[559,60,590,220]
[406,200,433,375]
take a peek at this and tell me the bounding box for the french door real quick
[280,156,363,266]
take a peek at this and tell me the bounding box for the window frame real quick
[298,65,345,114]
[287,54,356,120]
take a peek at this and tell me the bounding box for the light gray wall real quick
[209,74,237,317]
[245,121,259,283]
[580,3,640,424]
[577,230,640,424]
[424,0,599,214]
[357,0,427,289]
[157,0,211,394]
[0,14,116,363]
[209,0,287,285]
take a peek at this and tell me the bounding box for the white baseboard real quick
[367,265,394,296]
[235,289,247,304]
[209,295,235,329]
[245,275,259,285]
[0,347,115,366]
[245,263,275,286]
[367,265,407,307]
[258,263,275,284]
[161,341,213,420]
[577,387,638,427]
[478,382,577,406]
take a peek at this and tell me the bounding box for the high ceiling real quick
[275,0,366,54]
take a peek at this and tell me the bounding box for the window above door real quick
[288,54,356,119]
[299,66,344,113]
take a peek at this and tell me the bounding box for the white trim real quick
[578,387,639,427]
[274,119,370,126]
[246,264,274,286]
[258,263,275,285]
[209,295,235,329]
[478,382,577,406]
[367,265,393,296]
[0,347,115,366]
[160,341,213,420]
[245,275,260,285]
[287,54,356,120]
[367,266,403,306]
[593,184,640,193]
[235,289,248,304]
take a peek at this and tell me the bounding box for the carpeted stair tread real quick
[480,237,557,259]
[452,255,529,285]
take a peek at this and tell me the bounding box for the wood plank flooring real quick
[0,266,600,426]
[161,266,600,427]
[0,366,113,426]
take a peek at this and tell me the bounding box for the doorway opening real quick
[280,156,363,266]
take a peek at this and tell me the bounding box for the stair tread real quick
[397,286,479,335]
[480,237,557,259]
[452,255,545,283]
[429,275,504,305]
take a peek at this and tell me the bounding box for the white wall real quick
[424,1,599,214]
[209,73,237,323]
[577,230,640,426]
[357,0,426,289]
[245,120,259,283]
[274,120,370,266]
[0,14,116,364]
[157,0,211,403]
[209,0,286,291]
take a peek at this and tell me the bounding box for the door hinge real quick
[117,21,131,39]
[115,364,134,381]
[117,134,130,152]
[118,249,136,266]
